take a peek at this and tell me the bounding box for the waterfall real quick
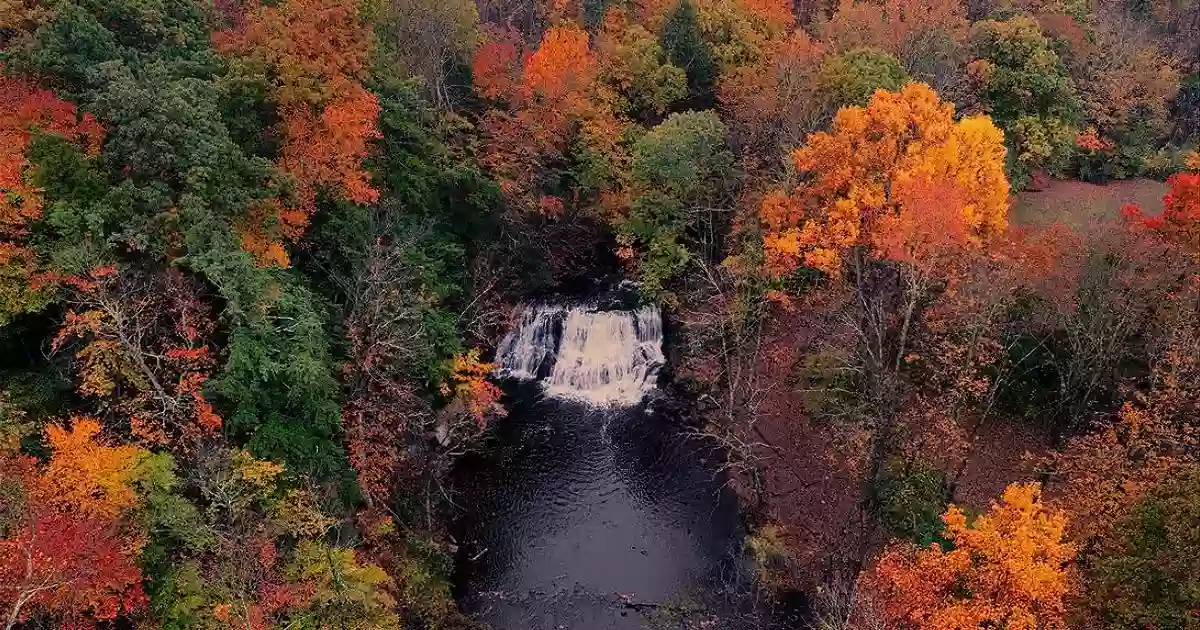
[496,304,665,406]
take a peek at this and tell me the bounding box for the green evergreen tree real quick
[659,0,717,103]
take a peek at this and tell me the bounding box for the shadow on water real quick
[452,383,773,629]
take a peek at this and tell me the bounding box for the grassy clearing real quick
[1011,178,1169,228]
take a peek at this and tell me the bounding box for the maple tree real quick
[1,509,147,628]
[215,0,381,258]
[474,24,607,213]
[0,419,152,628]
[0,72,103,323]
[1135,171,1200,252]
[442,349,504,427]
[860,483,1075,630]
[38,418,151,519]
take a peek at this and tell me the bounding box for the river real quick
[451,303,771,629]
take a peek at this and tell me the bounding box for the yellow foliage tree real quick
[860,483,1075,630]
[762,83,1009,277]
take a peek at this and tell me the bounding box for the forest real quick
[0,0,1198,627]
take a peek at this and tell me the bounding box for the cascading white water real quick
[495,304,665,406]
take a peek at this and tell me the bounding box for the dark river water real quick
[452,384,763,629]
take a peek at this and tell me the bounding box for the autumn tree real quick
[619,110,736,297]
[1,1,481,627]
[1076,467,1200,630]
[1068,10,1180,181]
[968,16,1082,183]
[595,8,688,120]
[51,268,222,446]
[762,83,1008,375]
[750,87,1011,562]
[1,509,147,629]
[441,349,504,428]
[1050,268,1200,540]
[336,208,468,507]
[1137,170,1200,252]
[859,483,1075,630]
[719,31,829,159]
[474,23,621,214]
[691,0,795,69]
[142,447,401,630]
[0,418,157,628]
[215,0,381,256]
[1011,212,1199,433]
[763,84,1008,277]
[0,72,103,324]
[819,0,968,98]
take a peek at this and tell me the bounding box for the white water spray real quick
[496,304,665,406]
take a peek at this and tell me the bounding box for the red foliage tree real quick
[52,268,222,447]
[1,420,150,628]
[473,24,616,214]
[1,508,147,628]
[215,0,380,263]
[0,72,103,320]
[1131,172,1200,253]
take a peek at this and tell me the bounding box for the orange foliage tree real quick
[442,349,503,427]
[0,72,103,321]
[762,83,1008,279]
[719,31,829,159]
[215,0,380,265]
[473,23,622,214]
[860,483,1075,630]
[1,419,152,627]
